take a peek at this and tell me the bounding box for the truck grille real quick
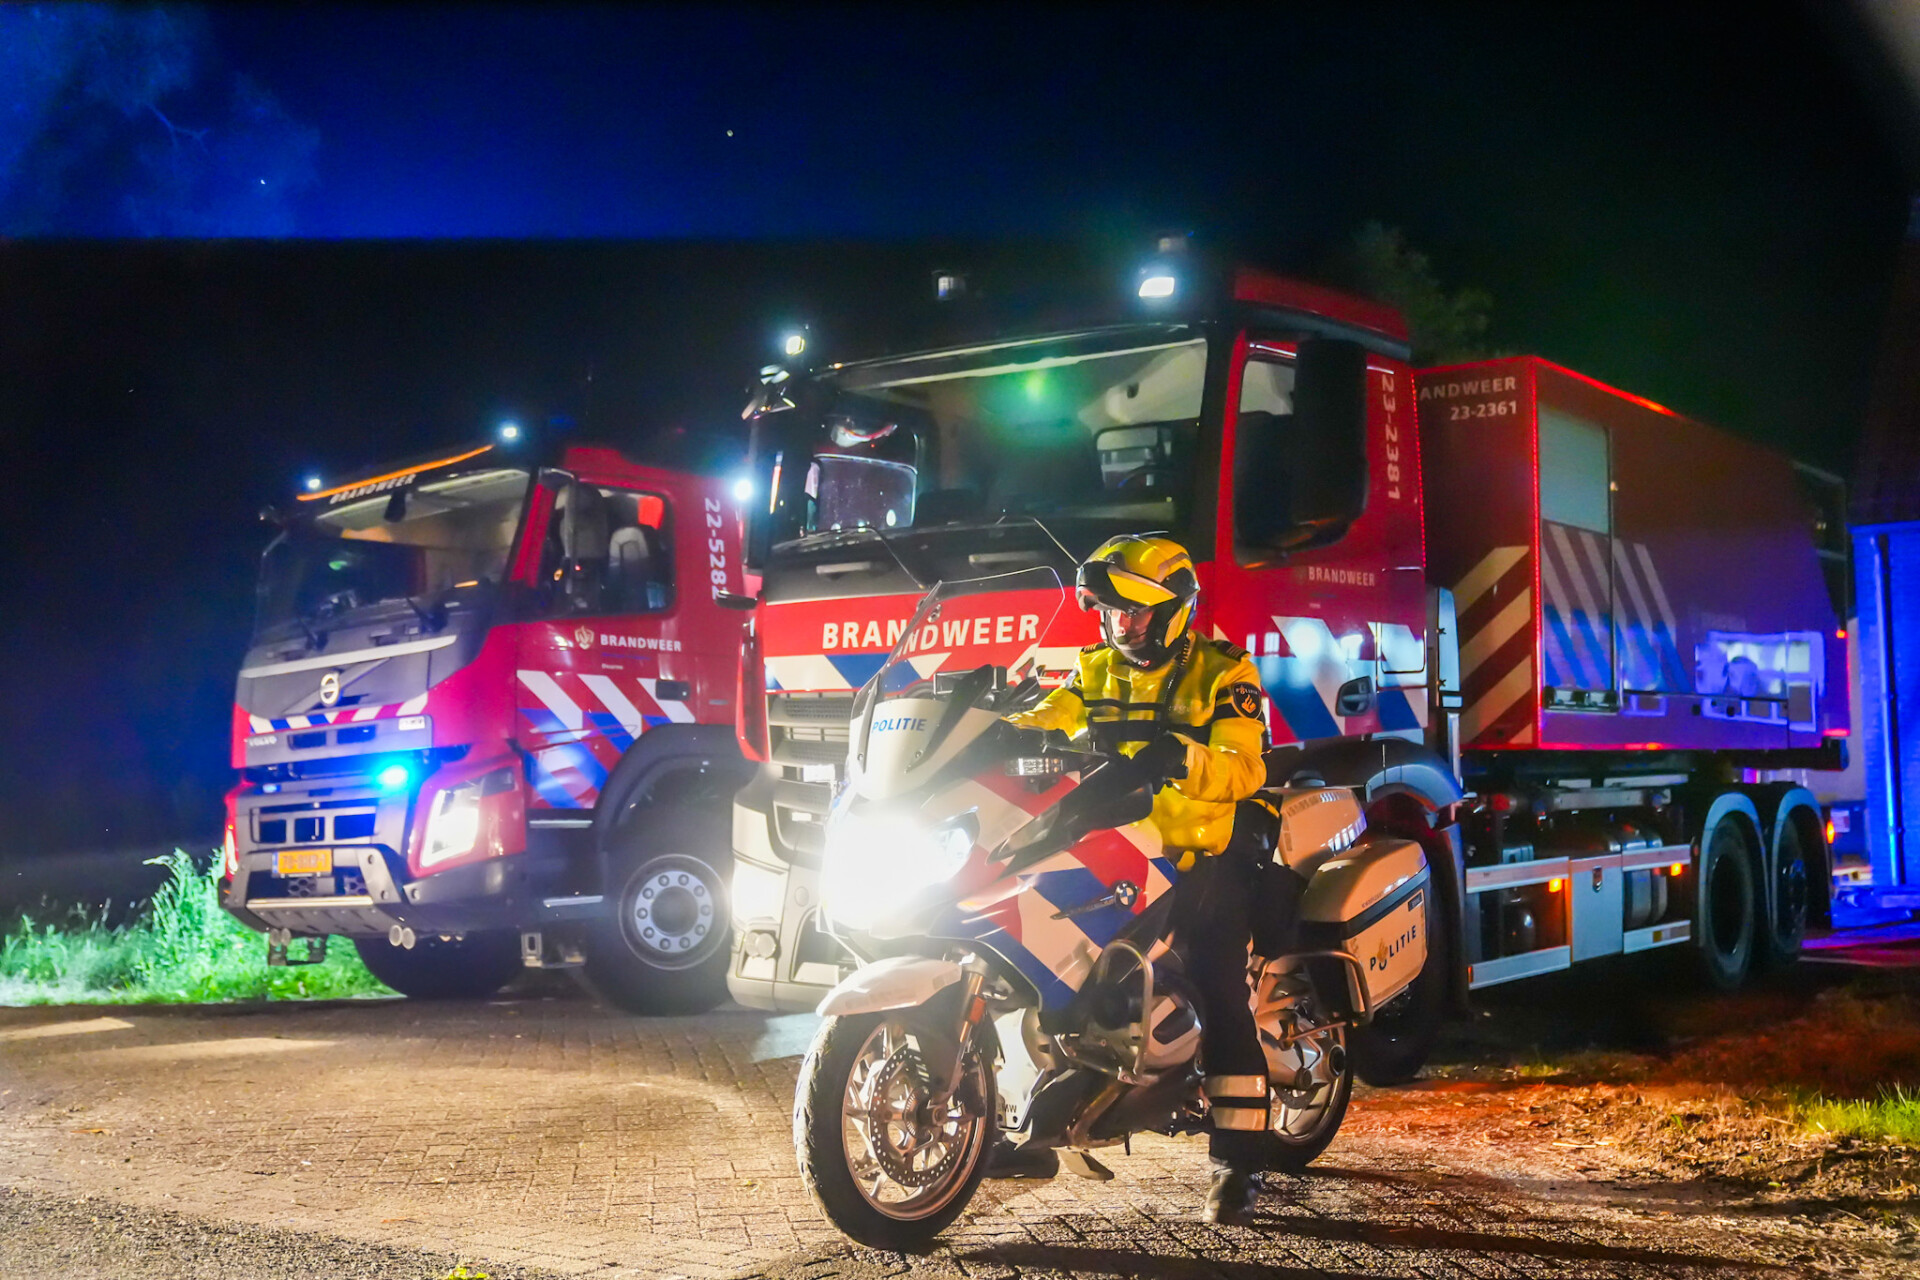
[767,691,853,861]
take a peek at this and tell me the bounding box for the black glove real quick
[1132,732,1191,786]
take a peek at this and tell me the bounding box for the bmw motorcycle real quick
[793,569,1432,1248]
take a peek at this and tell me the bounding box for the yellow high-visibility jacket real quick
[1006,635,1268,866]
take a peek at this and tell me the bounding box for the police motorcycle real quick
[793,569,1431,1248]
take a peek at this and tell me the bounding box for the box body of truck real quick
[1421,357,1847,752]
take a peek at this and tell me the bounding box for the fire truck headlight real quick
[1138,273,1177,299]
[731,475,754,503]
[731,858,786,926]
[420,768,515,868]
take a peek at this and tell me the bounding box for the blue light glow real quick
[499,421,521,442]
[303,475,322,491]
[376,763,411,791]
[731,476,754,503]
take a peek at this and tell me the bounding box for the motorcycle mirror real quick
[998,674,1043,712]
[1106,784,1156,826]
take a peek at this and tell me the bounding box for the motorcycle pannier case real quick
[1297,837,1430,1010]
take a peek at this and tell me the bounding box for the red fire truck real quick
[222,435,753,1012]
[723,243,1847,1081]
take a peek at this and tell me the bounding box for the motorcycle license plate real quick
[275,849,333,877]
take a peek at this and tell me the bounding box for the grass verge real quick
[1803,1087,1920,1148]
[0,850,392,1004]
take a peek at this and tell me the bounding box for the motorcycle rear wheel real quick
[795,1011,997,1250]
[1261,1026,1353,1174]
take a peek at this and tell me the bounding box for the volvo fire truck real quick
[723,244,1847,1081]
[223,436,753,1012]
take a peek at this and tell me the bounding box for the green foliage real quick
[1344,222,1494,366]
[1800,1087,1920,1148]
[0,850,392,1005]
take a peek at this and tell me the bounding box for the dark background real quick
[1,2,1912,854]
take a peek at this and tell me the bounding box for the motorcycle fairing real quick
[934,787,1180,1012]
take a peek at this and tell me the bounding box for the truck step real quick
[521,930,586,969]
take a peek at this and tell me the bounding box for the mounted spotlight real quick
[731,475,754,503]
[498,421,522,443]
[303,475,322,492]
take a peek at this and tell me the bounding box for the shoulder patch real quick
[1214,682,1266,721]
[1210,639,1249,661]
[1081,641,1109,655]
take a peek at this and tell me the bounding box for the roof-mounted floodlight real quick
[783,332,807,358]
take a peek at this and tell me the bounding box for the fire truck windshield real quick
[759,329,1206,549]
[253,467,530,642]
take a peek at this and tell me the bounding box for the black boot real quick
[1203,1162,1260,1225]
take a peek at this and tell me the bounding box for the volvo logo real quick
[318,671,341,707]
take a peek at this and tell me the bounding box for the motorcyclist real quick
[1003,533,1279,1224]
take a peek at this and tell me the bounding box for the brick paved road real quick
[0,995,1895,1278]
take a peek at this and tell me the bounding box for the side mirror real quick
[713,590,757,611]
[1234,338,1369,553]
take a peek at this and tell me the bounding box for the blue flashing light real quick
[499,421,521,442]
[303,474,322,491]
[376,763,411,792]
[262,783,281,794]
[730,475,754,503]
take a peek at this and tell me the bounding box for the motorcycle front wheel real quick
[794,1011,997,1250]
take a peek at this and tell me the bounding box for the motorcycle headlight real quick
[821,811,976,933]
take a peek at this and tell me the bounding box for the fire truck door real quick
[1537,408,1619,706]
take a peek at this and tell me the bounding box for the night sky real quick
[0,3,1912,853]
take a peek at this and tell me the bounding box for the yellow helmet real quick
[1076,534,1199,668]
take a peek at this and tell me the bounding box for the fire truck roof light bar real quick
[296,444,495,502]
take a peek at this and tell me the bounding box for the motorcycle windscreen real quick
[850,567,1073,800]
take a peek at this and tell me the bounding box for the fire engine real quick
[723,241,1846,1081]
[222,433,753,1012]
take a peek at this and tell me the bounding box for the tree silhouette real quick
[1339,222,1495,366]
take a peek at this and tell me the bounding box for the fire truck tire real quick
[1756,816,1810,972]
[1348,890,1449,1086]
[1695,815,1757,991]
[351,932,524,1000]
[580,808,732,1015]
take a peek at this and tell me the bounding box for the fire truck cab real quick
[224,435,751,1012]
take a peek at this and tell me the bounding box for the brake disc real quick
[863,1048,967,1190]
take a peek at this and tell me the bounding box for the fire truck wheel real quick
[351,932,524,1000]
[1756,816,1809,971]
[580,808,732,1015]
[1348,889,1449,1086]
[1695,815,1757,991]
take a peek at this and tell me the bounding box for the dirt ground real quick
[2,947,1918,1279]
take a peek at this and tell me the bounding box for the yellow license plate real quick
[275,849,334,876]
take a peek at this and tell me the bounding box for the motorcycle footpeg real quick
[984,1139,1061,1181]
[1057,1149,1115,1182]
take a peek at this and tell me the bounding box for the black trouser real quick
[1172,801,1302,1165]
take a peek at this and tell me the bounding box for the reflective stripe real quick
[1210,1106,1270,1131]
[1203,1075,1269,1098]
